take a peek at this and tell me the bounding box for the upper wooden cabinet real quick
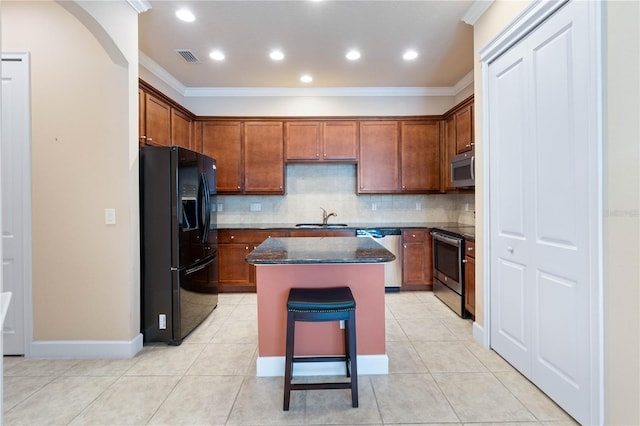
[285,121,357,162]
[200,120,284,194]
[139,82,195,149]
[140,92,171,147]
[201,121,243,193]
[244,121,284,194]
[171,109,193,150]
[358,121,400,193]
[359,120,440,194]
[454,103,474,154]
[442,115,457,192]
[400,121,440,192]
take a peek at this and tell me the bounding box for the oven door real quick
[431,231,463,294]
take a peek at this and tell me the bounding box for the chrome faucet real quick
[321,207,337,225]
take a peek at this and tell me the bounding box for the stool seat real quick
[287,287,356,312]
[283,286,358,411]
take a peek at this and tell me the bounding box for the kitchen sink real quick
[295,223,349,228]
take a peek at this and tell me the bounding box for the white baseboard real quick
[257,354,389,377]
[29,334,143,359]
[472,321,486,346]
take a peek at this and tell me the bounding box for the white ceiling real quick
[138,1,477,94]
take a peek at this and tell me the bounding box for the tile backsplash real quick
[215,164,475,225]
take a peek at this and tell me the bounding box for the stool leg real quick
[343,319,351,378]
[348,310,358,408]
[283,312,295,411]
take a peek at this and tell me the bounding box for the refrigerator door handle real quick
[185,254,216,275]
[198,173,210,242]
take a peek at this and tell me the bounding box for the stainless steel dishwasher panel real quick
[356,229,402,288]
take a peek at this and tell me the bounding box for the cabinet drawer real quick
[218,230,288,244]
[465,240,475,258]
[402,229,426,242]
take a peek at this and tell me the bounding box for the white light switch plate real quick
[104,208,116,225]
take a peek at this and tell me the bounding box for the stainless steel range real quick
[431,227,471,318]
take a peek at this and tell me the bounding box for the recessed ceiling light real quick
[175,9,195,22]
[403,50,419,60]
[300,74,313,83]
[346,50,361,61]
[270,50,285,61]
[209,50,225,61]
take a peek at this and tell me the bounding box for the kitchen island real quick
[246,236,395,377]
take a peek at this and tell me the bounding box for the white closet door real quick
[488,44,532,375]
[2,53,30,355]
[488,1,599,424]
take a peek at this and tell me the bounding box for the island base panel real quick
[255,264,386,357]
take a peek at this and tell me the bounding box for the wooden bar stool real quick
[283,286,358,411]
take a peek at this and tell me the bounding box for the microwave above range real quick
[451,151,475,188]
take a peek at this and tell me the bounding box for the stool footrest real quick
[292,356,348,363]
[290,382,353,391]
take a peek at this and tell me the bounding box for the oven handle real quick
[430,231,463,247]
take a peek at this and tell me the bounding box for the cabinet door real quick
[144,93,171,147]
[400,121,440,192]
[201,121,243,193]
[244,121,284,194]
[171,109,192,150]
[442,116,457,191]
[323,121,357,161]
[464,254,475,318]
[285,121,320,161]
[455,104,473,154]
[218,243,252,290]
[138,88,146,145]
[401,230,426,284]
[424,230,433,285]
[358,121,399,193]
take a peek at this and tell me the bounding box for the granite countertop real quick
[218,222,475,241]
[245,236,396,265]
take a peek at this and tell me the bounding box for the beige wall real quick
[2,0,139,342]
[604,2,640,424]
[474,1,640,424]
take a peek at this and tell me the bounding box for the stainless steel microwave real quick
[451,151,475,188]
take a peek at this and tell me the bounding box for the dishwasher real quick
[356,228,402,290]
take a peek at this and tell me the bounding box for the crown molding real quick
[462,0,494,25]
[126,0,151,14]
[183,86,457,97]
[453,70,474,95]
[139,51,187,95]
[139,50,473,98]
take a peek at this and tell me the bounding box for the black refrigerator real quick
[140,146,218,345]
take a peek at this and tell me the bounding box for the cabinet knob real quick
[467,247,473,251]
[507,246,514,254]
[140,135,147,140]
[245,246,249,250]
[237,186,241,190]
[230,235,234,239]
[462,259,467,263]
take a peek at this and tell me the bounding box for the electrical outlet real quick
[217,203,223,212]
[416,202,422,210]
[339,320,345,329]
[159,314,167,329]
[371,202,377,211]
[250,203,262,212]
[104,208,116,225]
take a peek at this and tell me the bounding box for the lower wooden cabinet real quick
[401,229,433,290]
[464,240,476,318]
[218,230,288,292]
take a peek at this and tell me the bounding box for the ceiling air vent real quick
[175,49,200,63]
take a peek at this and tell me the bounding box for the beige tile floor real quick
[3,291,578,425]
